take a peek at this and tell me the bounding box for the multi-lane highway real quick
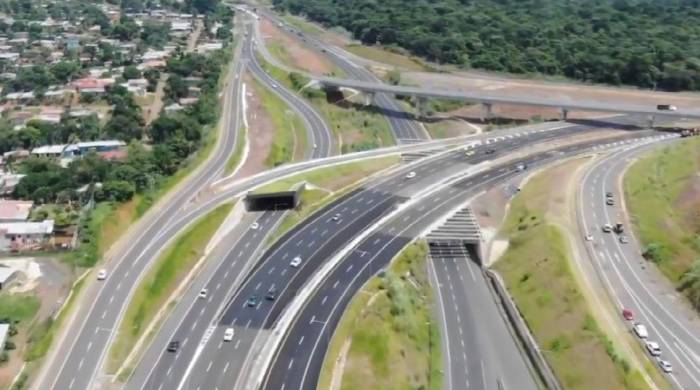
[429,244,538,390]
[579,138,700,390]
[128,121,596,390]
[36,43,250,390]
[260,130,669,390]
[251,9,429,142]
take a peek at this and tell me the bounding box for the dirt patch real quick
[404,70,700,117]
[232,73,275,180]
[260,18,335,75]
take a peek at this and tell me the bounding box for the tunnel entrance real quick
[244,188,301,211]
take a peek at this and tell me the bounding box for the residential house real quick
[0,173,25,195]
[0,220,55,251]
[0,200,33,222]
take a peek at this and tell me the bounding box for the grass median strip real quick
[624,137,700,284]
[493,163,655,390]
[106,202,234,373]
[224,125,247,175]
[318,241,442,390]
[250,77,308,166]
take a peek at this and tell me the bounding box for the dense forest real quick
[273,0,700,91]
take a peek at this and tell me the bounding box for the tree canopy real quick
[274,0,700,91]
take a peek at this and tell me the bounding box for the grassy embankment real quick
[224,125,246,175]
[256,54,394,153]
[493,162,652,390]
[249,77,307,166]
[317,241,442,390]
[107,202,234,374]
[624,137,700,284]
[254,156,399,243]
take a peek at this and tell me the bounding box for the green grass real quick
[107,202,234,373]
[344,44,427,71]
[280,13,326,36]
[25,277,86,361]
[224,126,246,175]
[250,77,308,166]
[253,155,399,194]
[493,168,653,390]
[255,54,395,152]
[0,294,40,324]
[624,137,700,283]
[318,241,442,390]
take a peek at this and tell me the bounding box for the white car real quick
[646,341,661,356]
[585,234,594,242]
[313,143,317,149]
[602,224,613,233]
[251,222,259,230]
[331,213,341,222]
[658,359,673,373]
[290,256,302,267]
[405,171,416,179]
[223,327,234,341]
[97,269,107,280]
[198,288,208,299]
[633,323,649,338]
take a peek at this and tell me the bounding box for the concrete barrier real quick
[484,269,563,390]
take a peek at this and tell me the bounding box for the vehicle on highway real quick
[331,213,341,222]
[223,327,235,341]
[585,233,594,241]
[198,288,208,299]
[266,287,277,301]
[290,256,302,267]
[313,143,317,149]
[516,163,528,171]
[633,323,649,338]
[465,150,475,157]
[657,104,677,111]
[646,341,662,356]
[622,308,634,321]
[484,149,496,155]
[405,171,416,179]
[246,295,260,307]
[613,222,624,234]
[97,269,107,280]
[602,224,613,233]
[606,191,613,198]
[658,359,673,373]
[251,222,259,230]
[606,198,614,206]
[619,235,629,244]
[272,83,278,89]
[167,341,179,352]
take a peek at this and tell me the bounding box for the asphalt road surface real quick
[253,9,429,142]
[260,130,667,390]
[429,244,538,390]
[131,121,591,390]
[244,24,334,158]
[579,137,700,390]
[39,47,248,390]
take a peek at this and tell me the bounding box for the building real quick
[31,144,78,158]
[0,268,16,290]
[0,200,33,222]
[0,173,26,195]
[0,220,54,252]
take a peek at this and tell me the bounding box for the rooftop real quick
[0,220,54,235]
[0,200,33,221]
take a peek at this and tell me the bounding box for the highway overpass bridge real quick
[313,76,700,124]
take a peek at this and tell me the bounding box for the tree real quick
[681,260,700,310]
[105,114,143,141]
[98,180,135,202]
[165,74,188,100]
[122,65,142,80]
[50,61,81,83]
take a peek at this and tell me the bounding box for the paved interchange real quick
[38,6,700,390]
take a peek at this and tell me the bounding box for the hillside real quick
[272,0,700,91]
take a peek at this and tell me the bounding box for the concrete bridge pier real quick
[482,103,493,121]
[559,108,569,121]
[416,96,429,119]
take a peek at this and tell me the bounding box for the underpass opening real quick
[245,188,301,211]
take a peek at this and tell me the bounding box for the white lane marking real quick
[321,296,328,305]
[206,360,213,372]
[299,336,304,345]
[224,361,230,373]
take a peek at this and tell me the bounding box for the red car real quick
[622,308,634,321]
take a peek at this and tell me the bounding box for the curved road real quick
[579,136,700,390]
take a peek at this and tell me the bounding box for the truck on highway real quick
[656,104,677,111]
[614,222,624,234]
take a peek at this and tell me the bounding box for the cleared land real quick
[107,202,234,372]
[249,77,307,166]
[624,137,700,283]
[493,161,649,390]
[318,241,442,390]
[344,44,427,72]
[255,55,394,152]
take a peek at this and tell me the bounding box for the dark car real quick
[485,149,496,155]
[246,295,260,307]
[606,192,613,198]
[167,341,180,352]
[266,287,277,301]
[606,198,614,206]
